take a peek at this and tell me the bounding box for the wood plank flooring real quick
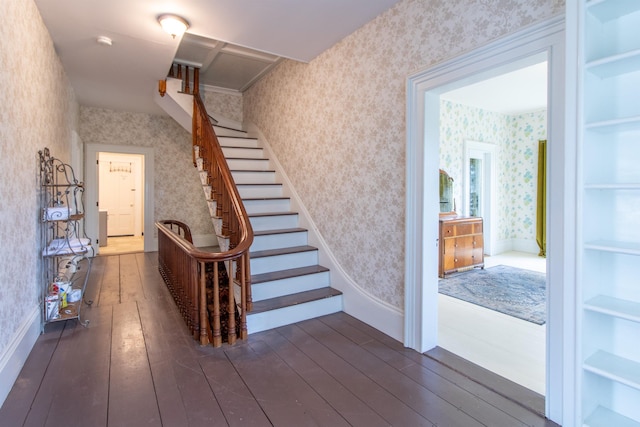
[0,253,558,426]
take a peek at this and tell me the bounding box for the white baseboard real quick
[493,238,539,256]
[511,238,540,254]
[0,305,40,407]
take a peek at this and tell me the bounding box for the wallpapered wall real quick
[440,100,547,248]
[243,0,563,309]
[79,107,214,237]
[0,0,78,354]
[203,90,243,124]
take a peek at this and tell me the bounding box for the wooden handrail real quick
[191,90,254,262]
[155,64,254,347]
[157,220,251,346]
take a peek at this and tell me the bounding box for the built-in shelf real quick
[579,0,640,425]
[584,183,640,190]
[587,0,640,22]
[584,295,640,323]
[585,406,640,427]
[585,115,640,133]
[586,49,640,79]
[584,240,640,256]
[584,350,640,391]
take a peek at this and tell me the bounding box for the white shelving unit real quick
[39,148,94,329]
[578,1,640,425]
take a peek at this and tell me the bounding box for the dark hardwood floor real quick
[1,252,558,426]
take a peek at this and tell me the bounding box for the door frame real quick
[403,16,574,424]
[463,140,496,255]
[85,144,155,253]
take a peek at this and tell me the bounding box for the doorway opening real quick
[404,17,567,422]
[437,61,548,394]
[98,152,144,255]
[85,144,155,256]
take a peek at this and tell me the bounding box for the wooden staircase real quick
[196,125,343,333]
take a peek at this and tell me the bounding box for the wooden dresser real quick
[439,216,484,278]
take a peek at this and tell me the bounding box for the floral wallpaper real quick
[243,0,563,309]
[203,90,243,124]
[0,0,78,355]
[440,100,547,246]
[505,111,548,241]
[79,107,214,237]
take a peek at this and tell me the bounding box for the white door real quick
[99,153,140,236]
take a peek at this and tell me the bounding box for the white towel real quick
[44,238,90,256]
[43,207,70,221]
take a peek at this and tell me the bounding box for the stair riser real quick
[199,171,209,186]
[232,171,276,184]
[221,146,264,159]
[202,186,211,200]
[251,271,330,302]
[249,214,298,231]
[227,158,271,171]
[218,137,259,148]
[238,185,283,199]
[207,200,217,217]
[251,231,308,252]
[243,198,291,214]
[250,251,318,275]
[246,296,343,334]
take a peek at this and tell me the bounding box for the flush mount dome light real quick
[158,14,189,39]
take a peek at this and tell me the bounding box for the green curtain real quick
[536,140,547,257]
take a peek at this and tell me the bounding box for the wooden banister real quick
[156,65,253,347]
[157,220,252,346]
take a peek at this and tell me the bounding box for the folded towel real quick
[43,207,70,221]
[44,238,91,256]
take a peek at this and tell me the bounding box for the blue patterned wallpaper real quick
[440,100,546,250]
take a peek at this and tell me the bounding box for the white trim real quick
[463,140,497,255]
[85,144,156,253]
[201,84,243,96]
[0,305,40,407]
[245,123,404,341]
[405,16,571,424]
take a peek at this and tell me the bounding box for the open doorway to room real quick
[437,61,548,394]
[85,144,155,257]
[97,152,144,255]
[404,18,567,422]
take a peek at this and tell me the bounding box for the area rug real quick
[439,265,546,325]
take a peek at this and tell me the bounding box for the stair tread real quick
[237,183,282,187]
[249,287,342,314]
[213,125,246,134]
[249,211,297,218]
[231,169,276,173]
[254,227,306,236]
[244,197,289,201]
[221,145,263,150]
[217,135,255,140]
[251,265,329,284]
[251,245,316,258]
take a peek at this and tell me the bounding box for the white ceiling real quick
[34,0,402,115]
[441,61,548,115]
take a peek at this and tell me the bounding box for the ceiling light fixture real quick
[96,36,113,46]
[158,14,189,39]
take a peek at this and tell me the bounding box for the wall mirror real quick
[439,169,455,215]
